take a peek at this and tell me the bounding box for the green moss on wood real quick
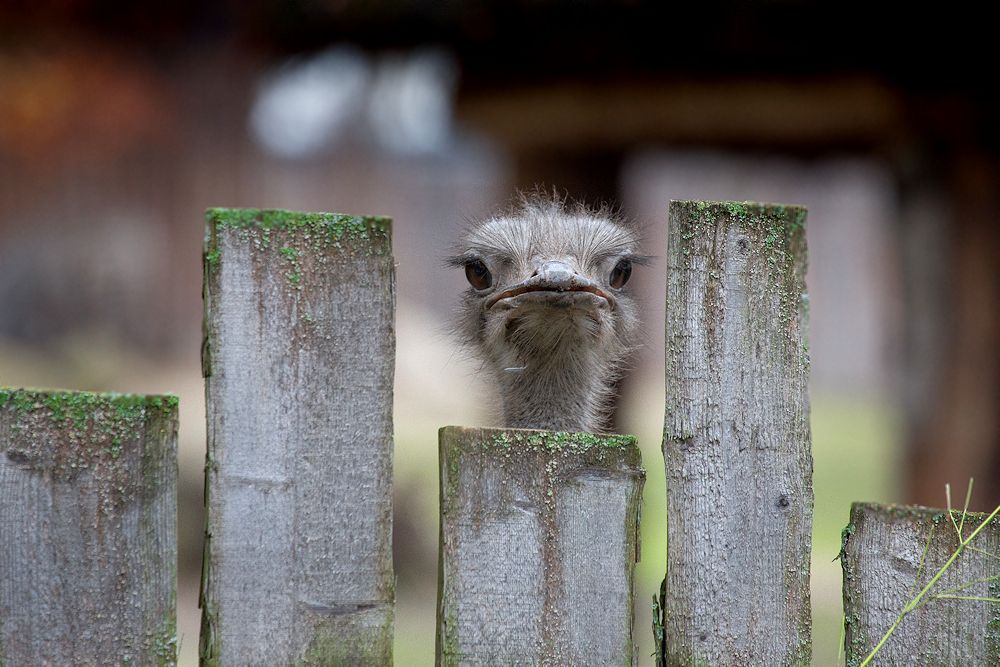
[299,612,393,666]
[151,611,178,667]
[489,429,636,453]
[0,388,177,434]
[203,207,393,302]
[851,501,1000,527]
[204,247,221,267]
[205,207,391,257]
[667,199,809,370]
[0,388,178,508]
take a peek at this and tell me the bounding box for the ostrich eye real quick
[609,259,632,289]
[465,260,492,290]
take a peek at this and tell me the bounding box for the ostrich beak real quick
[486,261,614,309]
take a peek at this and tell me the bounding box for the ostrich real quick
[450,194,643,433]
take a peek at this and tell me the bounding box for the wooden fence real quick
[0,203,996,666]
[0,389,177,665]
[437,426,644,664]
[200,209,395,665]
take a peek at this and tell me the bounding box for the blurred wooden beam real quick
[902,152,1000,509]
[457,78,904,152]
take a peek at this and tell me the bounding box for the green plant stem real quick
[958,479,974,537]
[836,613,845,666]
[968,545,1000,561]
[930,594,1000,603]
[907,524,935,599]
[930,574,999,597]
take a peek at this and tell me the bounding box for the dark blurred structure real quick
[1,0,997,514]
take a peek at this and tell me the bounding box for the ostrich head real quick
[450,194,643,433]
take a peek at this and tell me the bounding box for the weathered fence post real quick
[0,388,178,665]
[661,200,813,665]
[201,208,395,664]
[436,426,644,665]
[841,502,1000,665]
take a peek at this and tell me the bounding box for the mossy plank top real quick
[0,386,177,665]
[670,198,807,221]
[841,501,1000,666]
[204,207,391,263]
[440,425,639,458]
[0,387,177,468]
[0,387,178,420]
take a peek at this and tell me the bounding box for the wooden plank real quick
[0,388,178,665]
[661,200,813,665]
[841,502,1000,666]
[437,426,644,665]
[457,79,901,151]
[200,208,395,665]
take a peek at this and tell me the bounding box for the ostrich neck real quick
[495,344,611,433]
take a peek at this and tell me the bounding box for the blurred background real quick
[1,2,998,664]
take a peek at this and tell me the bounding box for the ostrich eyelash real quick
[615,253,652,266]
[444,254,478,268]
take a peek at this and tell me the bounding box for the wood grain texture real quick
[0,389,178,666]
[437,426,644,666]
[662,200,813,665]
[201,208,395,665]
[841,502,1000,666]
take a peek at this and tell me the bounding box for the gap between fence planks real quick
[661,200,813,665]
[436,426,645,666]
[841,502,1000,665]
[200,208,395,665]
[0,388,178,666]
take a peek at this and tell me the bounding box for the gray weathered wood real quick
[201,208,395,665]
[661,200,813,665]
[436,426,644,666]
[0,388,178,666]
[841,502,1000,666]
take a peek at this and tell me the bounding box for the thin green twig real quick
[930,594,1000,603]
[929,574,999,597]
[907,523,935,600]
[946,483,963,542]
[836,612,845,666]
[958,479,974,537]
[968,545,1000,561]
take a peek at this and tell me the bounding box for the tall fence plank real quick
[841,502,1000,665]
[437,426,644,665]
[201,208,395,665]
[661,200,812,665]
[0,388,178,665]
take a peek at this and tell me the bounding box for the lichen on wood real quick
[661,200,812,665]
[437,426,644,665]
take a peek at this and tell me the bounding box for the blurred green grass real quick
[392,391,900,665]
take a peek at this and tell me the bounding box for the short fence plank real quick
[841,502,1000,666]
[0,388,178,666]
[436,426,644,666]
[661,200,813,665]
[201,208,395,665]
